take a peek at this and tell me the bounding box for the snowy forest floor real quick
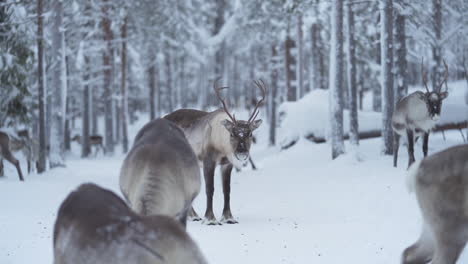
[0,118,467,263]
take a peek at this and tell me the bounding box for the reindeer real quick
[0,131,24,181]
[53,183,208,264]
[71,134,105,155]
[164,79,266,225]
[392,59,449,168]
[402,144,468,264]
[119,118,201,227]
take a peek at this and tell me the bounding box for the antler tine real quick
[248,79,267,123]
[421,57,430,93]
[438,59,449,92]
[213,78,236,123]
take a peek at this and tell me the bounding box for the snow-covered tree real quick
[329,0,345,159]
[380,0,394,155]
[0,2,33,127]
[346,1,358,146]
[49,0,68,168]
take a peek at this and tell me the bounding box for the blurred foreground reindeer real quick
[164,79,266,225]
[402,144,468,264]
[53,183,208,264]
[392,59,449,168]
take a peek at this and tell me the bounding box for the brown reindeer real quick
[119,118,201,227]
[53,183,208,264]
[71,134,105,155]
[392,59,449,168]
[164,79,266,225]
[402,144,468,264]
[0,131,24,181]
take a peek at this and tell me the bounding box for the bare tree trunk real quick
[310,23,320,90]
[297,15,304,98]
[373,30,382,112]
[395,13,407,102]
[285,28,297,101]
[91,74,98,135]
[37,0,46,173]
[50,0,67,168]
[432,0,442,89]
[121,15,129,153]
[148,62,156,120]
[165,49,173,112]
[329,0,345,159]
[269,44,279,146]
[102,0,114,154]
[346,2,359,146]
[82,56,91,158]
[380,0,394,155]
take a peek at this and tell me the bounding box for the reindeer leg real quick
[188,206,202,221]
[4,151,24,181]
[407,129,415,168]
[401,223,435,264]
[423,132,429,157]
[221,163,238,224]
[249,156,257,170]
[0,158,4,177]
[393,133,400,168]
[431,230,466,264]
[202,156,219,225]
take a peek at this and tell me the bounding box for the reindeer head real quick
[421,59,449,121]
[214,79,266,162]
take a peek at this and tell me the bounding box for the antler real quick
[437,59,449,92]
[213,78,237,124]
[248,79,267,124]
[421,58,430,93]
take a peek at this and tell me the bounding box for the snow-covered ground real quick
[1,109,467,264]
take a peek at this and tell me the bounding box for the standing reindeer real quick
[0,131,24,181]
[120,118,201,227]
[392,60,449,168]
[402,144,468,264]
[164,79,266,225]
[53,183,208,264]
[71,134,105,155]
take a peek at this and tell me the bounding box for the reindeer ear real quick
[221,119,234,132]
[250,119,262,130]
[440,91,448,100]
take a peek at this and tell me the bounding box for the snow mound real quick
[278,89,381,149]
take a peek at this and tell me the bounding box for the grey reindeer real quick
[164,79,266,225]
[392,59,449,168]
[53,183,208,264]
[0,131,25,181]
[119,118,201,227]
[402,144,468,264]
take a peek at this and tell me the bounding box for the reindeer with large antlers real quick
[392,59,449,168]
[164,79,266,225]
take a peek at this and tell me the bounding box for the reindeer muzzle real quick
[234,152,249,162]
[432,114,440,122]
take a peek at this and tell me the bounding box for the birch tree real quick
[37,0,47,173]
[346,2,358,146]
[101,0,114,154]
[329,0,345,159]
[380,0,394,155]
[49,0,68,168]
[121,14,129,153]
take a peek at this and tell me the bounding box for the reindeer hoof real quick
[189,215,202,222]
[220,217,238,224]
[201,218,221,226]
